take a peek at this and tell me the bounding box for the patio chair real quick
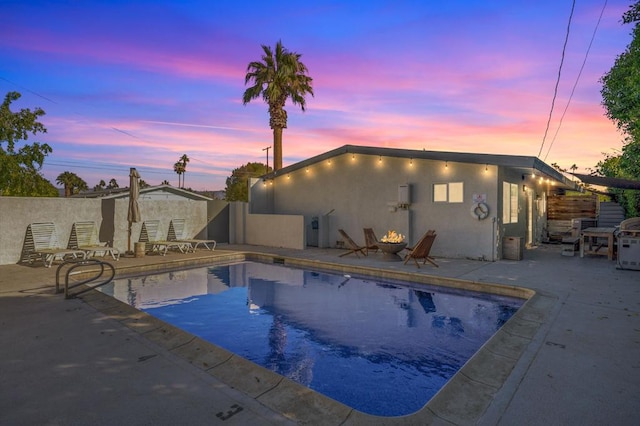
[22,222,86,267]
[169,219,217,251]
[363,228,380,255]
[139,220,192,255]
[338,229,367,258]
[70,221,120,260]
[403,230,438,268]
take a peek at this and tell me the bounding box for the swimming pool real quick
[100,260,523,416]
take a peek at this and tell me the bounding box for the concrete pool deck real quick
[1,243,638,425]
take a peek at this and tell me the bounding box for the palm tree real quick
[173,161,185,187]
[179,154,190,188]
[242,40,314,171]
[56,171,87,197]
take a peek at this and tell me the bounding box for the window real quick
[502,182,519,223]
[433,182,464,203]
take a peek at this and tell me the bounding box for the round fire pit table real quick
[377,242,408,261]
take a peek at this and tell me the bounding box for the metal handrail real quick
[55,258,116,299]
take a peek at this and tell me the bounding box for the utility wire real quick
[0,76,58,104]
[544,0,608,162]
[537,0,576,158]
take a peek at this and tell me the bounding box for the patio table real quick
[580,227,616,260]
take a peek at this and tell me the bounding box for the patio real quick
[0,244,638,425]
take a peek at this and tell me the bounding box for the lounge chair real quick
[169,219,217,252]
[70,221,120,260]
[22,222,86,267]
[363,228,380,255]
[338,229,367,257]
[403,230,438,268]
[139,220,192,255]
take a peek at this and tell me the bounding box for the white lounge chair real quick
[23,222,86,267]
[70,221,120,260]
[139,220,192,255]
[169,219,217,252]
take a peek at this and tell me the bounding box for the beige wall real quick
[0,197,212,265]
[246,214,305,249]
[228,202,305,250]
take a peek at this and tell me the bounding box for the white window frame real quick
[433,182,464,203]
[502,182,519,224]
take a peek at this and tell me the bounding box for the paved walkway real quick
[0,244,638,425]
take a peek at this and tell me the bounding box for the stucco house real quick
[250,145,578,261]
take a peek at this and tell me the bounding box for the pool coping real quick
[73,251,550,425]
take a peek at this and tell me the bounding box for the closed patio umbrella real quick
[127,168,141,254]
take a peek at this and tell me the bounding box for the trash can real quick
[503,237,523,260]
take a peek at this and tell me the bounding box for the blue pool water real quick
[100,261,523,416]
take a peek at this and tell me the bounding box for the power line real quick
[544,0,608,162]
[537,0,576,159]
[0,76,58,104]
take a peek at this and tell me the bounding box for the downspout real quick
[492,216,497,261]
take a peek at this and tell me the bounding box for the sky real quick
[0,0,634,191]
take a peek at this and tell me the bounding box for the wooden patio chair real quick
[363,228,380,255]
[403,230,438,268]
[338,229,367,258]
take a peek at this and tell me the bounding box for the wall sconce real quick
[409,158,413,166]
[379,156,382,163]
[485,164,488,172]
[445,161,448,168]
[352,154,355,161]
[523,184,527,193]
[327,159,331,165]
[306,167,309,173]
[287,174,290,179]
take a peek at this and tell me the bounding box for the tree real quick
[601,3,640,139]
[598,1,640,217]
[173,161,185,188]
[56,171,88,197]
[242,40,314,171]
[107,178,119,189]
[179,154,190,188]
[224,162,271,202]
[139,179,150,188]
[0,91,57,196]
[93,179,106,191]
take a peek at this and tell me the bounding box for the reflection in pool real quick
[100,261,523,416]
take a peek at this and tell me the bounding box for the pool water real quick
[100,261,523,416]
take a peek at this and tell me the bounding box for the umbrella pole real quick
[128,221,132,254]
